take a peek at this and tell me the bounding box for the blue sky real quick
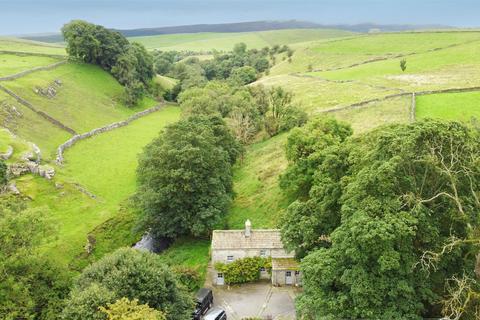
[0,0,478,35]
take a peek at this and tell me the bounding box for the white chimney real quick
[245,219,252,237]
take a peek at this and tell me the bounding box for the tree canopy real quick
[0,196,70,320]
[62,248,192,320]
[280,119,480,319]
[136,115,242,238]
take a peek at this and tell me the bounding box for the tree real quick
[400,58,407,72]
[229,66,257,85]
[285,120,480,319]
[0,197,71,320]
[0,160,7,186]
[137,116,240,238]
[99,298,166,320]
[62,248,192,320]
[264,87,307,136]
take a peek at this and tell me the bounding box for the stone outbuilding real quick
[211,220,301,286]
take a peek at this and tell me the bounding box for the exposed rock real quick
[0,145,13,160]
[55,182,64,189]
[7,182,20,195]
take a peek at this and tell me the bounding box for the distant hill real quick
[20,20,455,43]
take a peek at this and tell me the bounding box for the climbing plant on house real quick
[214,257,271,285]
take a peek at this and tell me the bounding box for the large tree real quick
[62,248,192,320]
[281,119,480,319]
[136,115,241,238]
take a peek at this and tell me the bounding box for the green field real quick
[416,91,480,122]
[130,29,354,51]
[271,31,480,75]
[0,53,61,77]
[0,37,66,55]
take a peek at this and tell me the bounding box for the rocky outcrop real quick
[56,104,165,164]
[34,79,62,98]
[0,146,13,160]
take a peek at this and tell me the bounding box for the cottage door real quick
[217,273,225,285]
[285,271,293,285]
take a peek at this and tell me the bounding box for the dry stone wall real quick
[0,84,77,134]
[0,60,67,81]
[56,104,164,164]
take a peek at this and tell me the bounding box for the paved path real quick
[211,282,299,320]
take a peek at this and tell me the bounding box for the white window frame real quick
[260,249,267,257]
[227,255,234,262]
[217,273,224,278]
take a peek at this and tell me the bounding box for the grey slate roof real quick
[211,229,284,250]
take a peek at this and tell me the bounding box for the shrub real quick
[214,257,271,285]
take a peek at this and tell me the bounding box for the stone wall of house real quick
[272,270,302,287]
[211,248,293,264]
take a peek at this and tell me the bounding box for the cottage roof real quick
[272,258,299,271]
[212,229,285,250]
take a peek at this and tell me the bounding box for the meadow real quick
[416,91,480,122]
[130,28,354,51]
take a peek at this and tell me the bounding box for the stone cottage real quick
[211,220,301,286]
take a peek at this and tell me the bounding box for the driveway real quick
[211,281,299,319]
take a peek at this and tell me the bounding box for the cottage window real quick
[217,273,223,278]
[227,255,234,262]
[260,267,266,272]
[260,249,267,257]
[286,271,292,276]
[295,271,300,276]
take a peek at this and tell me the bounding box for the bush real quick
[0,160,7,186]
[214,257,271,285]
[62,248,193,320]
[172,266,202,292]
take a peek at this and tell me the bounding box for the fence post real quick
[410,92,416,123]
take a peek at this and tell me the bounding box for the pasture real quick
[130,28,354,51]
[416,91,480,122]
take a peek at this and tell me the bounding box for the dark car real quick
[193,288,213,320]
[203,307,227,320]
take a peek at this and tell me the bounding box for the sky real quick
[0,0,479,35]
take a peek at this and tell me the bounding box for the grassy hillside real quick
[1,63,158,159]
[0,37,66,55]
[0,90,71,158]
[130,28,354,51]
[17,106,181,267]
[236,31,480,232]
[416,91,480,121]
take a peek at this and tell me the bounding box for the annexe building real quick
[211,220,301,286]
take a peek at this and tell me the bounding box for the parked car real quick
[203,307,227,320]
[193,288,213,320]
